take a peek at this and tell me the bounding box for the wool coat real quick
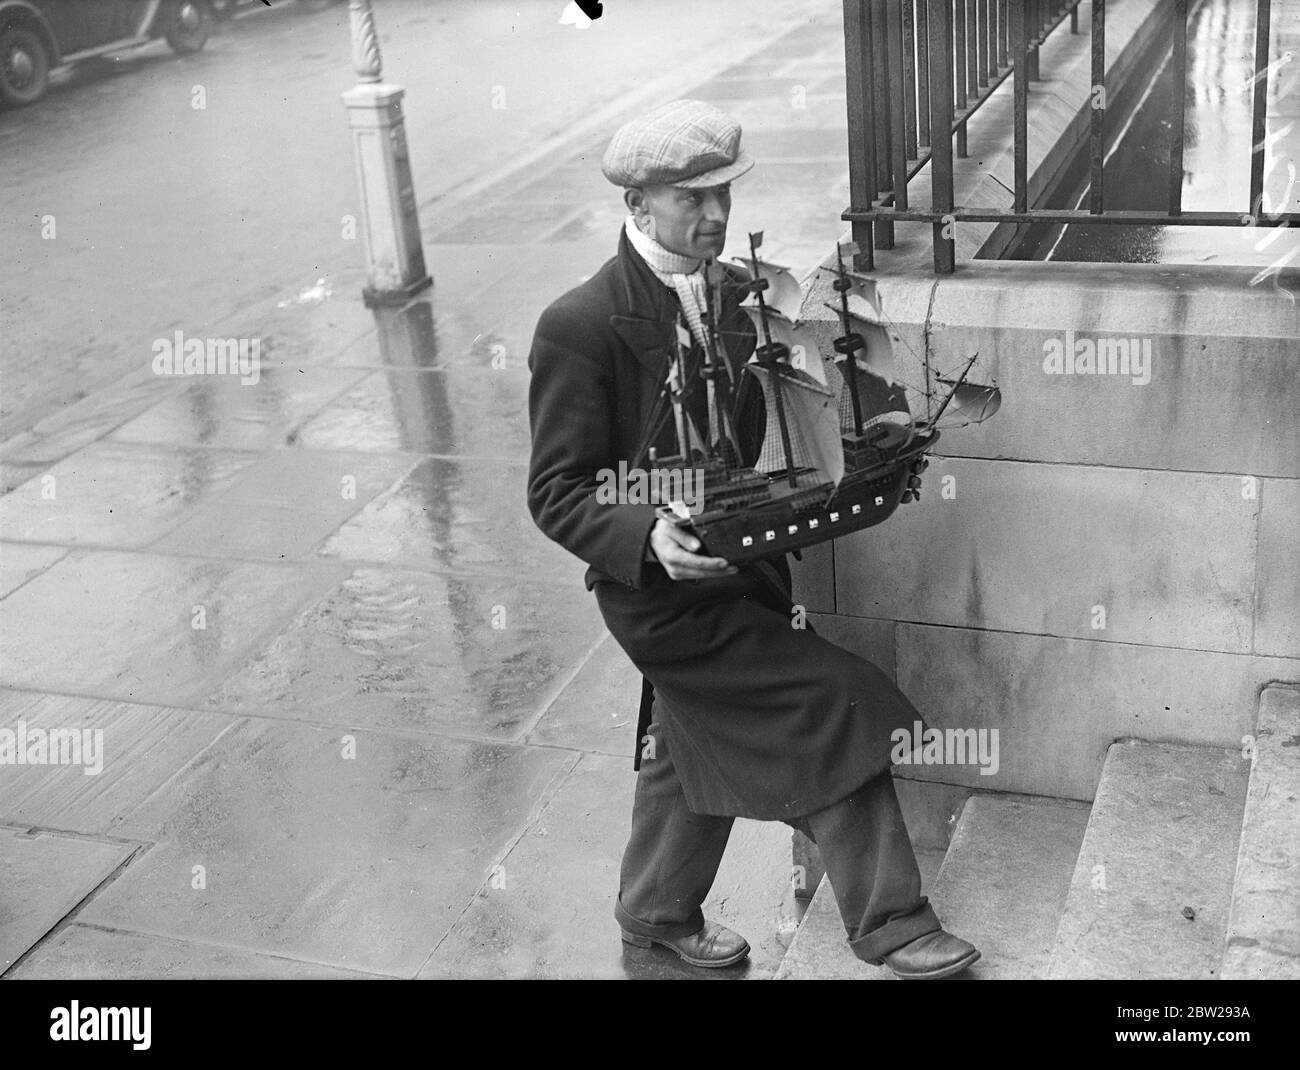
[526,227,924,820]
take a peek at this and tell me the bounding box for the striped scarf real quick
[624,215,711,352]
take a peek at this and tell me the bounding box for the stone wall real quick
[786,0,1300,807]
[794,262,1299,805]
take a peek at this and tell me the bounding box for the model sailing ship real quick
[647,233,1002,565]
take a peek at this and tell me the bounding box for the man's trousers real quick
[614,721,941,964]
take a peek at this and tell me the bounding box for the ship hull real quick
[669,429,939,564]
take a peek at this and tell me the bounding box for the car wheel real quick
[164,1,212,55]
[0,25,51,107]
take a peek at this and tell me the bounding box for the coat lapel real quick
[610,228,677,379]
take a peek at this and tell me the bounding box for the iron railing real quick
[842,0,1299,273]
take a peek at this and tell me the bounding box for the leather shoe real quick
[881,929,980,979]
[621,920,750,968]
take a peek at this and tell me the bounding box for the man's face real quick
[639,182,732,260]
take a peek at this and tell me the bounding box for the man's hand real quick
[649,516,738,581]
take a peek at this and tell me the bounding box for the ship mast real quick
[668,317,692,460]
[831,243,866,436]
[929,352,980,425]
[701,264,740,467]
[747,232,798,488]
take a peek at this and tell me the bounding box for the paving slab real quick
[326,298,478,370]
[0,459,51,497]
[0,542,68,598]
[295,366,531,462]
[526,633,640,757]
[0,827,137,973]
[688,76,812,104]
[431,199,576,245]
[0,550,346,707]
[317,457,583,584]
[10,924,384,980]
[108,367,370,451]
[1,372,187,467]
[510,163,613,208]
[214,275,379,374]
[1048,740,1251,979]
[79,719,575,976]
[419,752,798,979]
[788,538,834,614]
[742,126,849,159]
[1223,686,1300,979]
[0,441,257,549]
[539,201,630,245]
[152,449,417,560]
[206,567,607,739]
[0,691,234,837]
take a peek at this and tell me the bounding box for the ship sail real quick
[748,357,844,489]
[737,306,828,386]
[933,376,1002,424]
[727,257,804,323]
[828,360,914,438]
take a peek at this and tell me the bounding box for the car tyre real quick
[164,1,212,55]
[0,25,51,107]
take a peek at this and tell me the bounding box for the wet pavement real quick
[0,0,833,440]
[0,2,860,978]
[1012,0,1300,267]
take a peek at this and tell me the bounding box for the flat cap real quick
[601,99,755,188]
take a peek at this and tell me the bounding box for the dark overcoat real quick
[526,227,924,821]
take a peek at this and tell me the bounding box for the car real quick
[210,0,340,22]
[0,0,213,107]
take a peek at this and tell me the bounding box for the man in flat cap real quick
[526,99,980,978]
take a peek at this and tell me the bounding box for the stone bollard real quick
[341,0,432,307]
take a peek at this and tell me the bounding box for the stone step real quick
[922,793,1090,979]
[775,790,1086,980]
[774,848,944,980]
[1222,686,1300,979]
[1047,739,1251,979]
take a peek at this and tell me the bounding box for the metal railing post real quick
[1249,0,1273,217]
[888,0,911,211]
[954,0,968,157]
[917,0,931,147]
[1089,0,1105,214]
[870,0,895,247]
[1169,0,1187,215]
[1012,0,1027,213]
[929,0,956,272]
[843,0,877,269]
